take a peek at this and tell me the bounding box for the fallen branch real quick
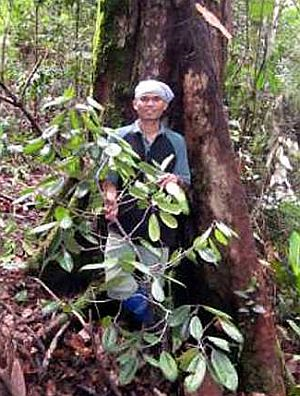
[42,321,70,371]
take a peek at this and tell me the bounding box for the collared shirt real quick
[105,121,191,185]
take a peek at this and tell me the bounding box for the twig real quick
[31,277,61,303]
[31,277,88,329]
[0,81,43,135]
[42,320,70,371]
[0,193,14,201]
[21,50,48,98]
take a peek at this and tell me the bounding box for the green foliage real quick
[100,304,243,393]
[14,88,244,391]
[289,231,300,294]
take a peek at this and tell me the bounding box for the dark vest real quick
[112,131,179,247]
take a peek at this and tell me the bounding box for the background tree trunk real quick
[92,1,286,394]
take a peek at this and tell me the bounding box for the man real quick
[102,79,191,322]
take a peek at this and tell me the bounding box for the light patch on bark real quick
[205,150,233,222]
[183,69,211,133]
[136,2,168,78]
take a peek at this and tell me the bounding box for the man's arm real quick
[159,133,191,189]
[102,180,118,221]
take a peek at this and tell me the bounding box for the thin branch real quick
[0,95,14,105]
[0,80,43,135]
[21,50,48,98]
[42,321,70,371]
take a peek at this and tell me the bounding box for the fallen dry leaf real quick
[10,359,27,396]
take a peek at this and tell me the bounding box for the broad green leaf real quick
[39,145,54,162]
[169,305,191,327]
[115,159,136,179]
[139,239,162,258]
[24,138,45,154]
[60,217,73,229]
[97,136,108,148]
[165,182,189,214]
[64,234,82,254]
[139,161,157,177]
[169,248,183,266]
[289,231,300,277]
[80,257,118,271]
[143,354,160,368]
[216,222,238,238]
[219,319,244,344]
[165,181,182,198]
[30,221,57,234]
[87,96,104,112]
[160,154,175,171]
[42,95,72,109]
[14,290,28,303]
[184,369,205,393]
[201,305,232,320]
[151,278,165,302]
[184,354,206,393]
[42,125,59,139]
[159,351,178,382]
[198,247,219,264]
[193,227,212,250]
[143,333,161,345]
[208,238,222,262]
[57,249,74,273]
[69,109,80,130]
[186,352,206,373]
[41,301,60,316]
[102,325,118,352]
[104,143,122,157]
[119,356,139,385]
[148,213,160,242]
[129,185,149,200]
[214,229,228,246]
[38,177,65,197]
[210,349,238,391]
[79,262,111,271]
[131,260,151,275]
[186,249,198,264]
[74,181,90,198]
[54,207,73,229]
[159,212,178,229]
[12,190,34,205]
[134,180,150,194]
[207,337,230,352]
[78,231,99,246]
[54,207,70,221]
[189,316,203,341]
[287,319,300,338]
[58,157,81,178]
[178,348,199,371]
[155,199,181,215]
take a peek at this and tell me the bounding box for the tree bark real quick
[92,1,286,394]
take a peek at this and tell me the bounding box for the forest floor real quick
[0,158,299,396]
[0,159,172,396]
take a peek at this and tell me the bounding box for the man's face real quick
[133,94,168,121]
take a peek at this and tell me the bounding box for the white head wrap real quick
[134,80,174,103]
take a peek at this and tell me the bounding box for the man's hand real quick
[102,181,118,222]
[158,173,181,189]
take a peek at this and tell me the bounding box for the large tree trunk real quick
[92,1,286,395]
